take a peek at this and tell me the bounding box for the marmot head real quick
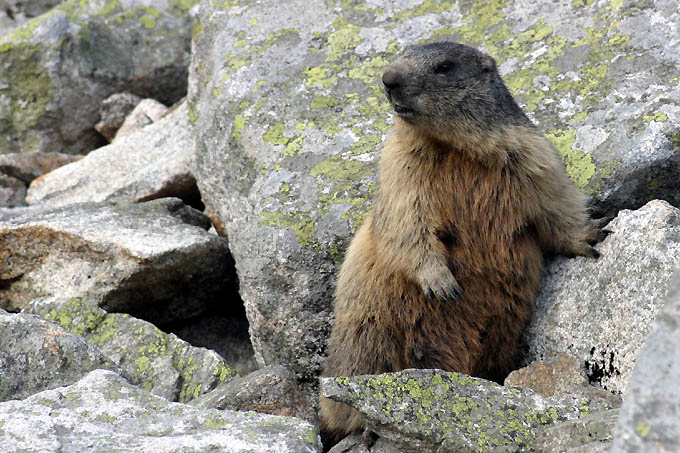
[382,42,528,139]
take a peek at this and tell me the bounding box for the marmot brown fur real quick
[319,42,606,444]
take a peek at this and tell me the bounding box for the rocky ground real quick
[0,0,678,452]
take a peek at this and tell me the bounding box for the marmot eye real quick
[434,62,453,74]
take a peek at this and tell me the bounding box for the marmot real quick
[319,42,606,445]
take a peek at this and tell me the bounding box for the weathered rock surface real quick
[0,369,321,453]
[24,296,238,403]
[522,200,680,394]
[26,101,200,209]
[505,353,621,408]
[95,92,143,142]
[0,151,82,184]
[0,0,60,35]
[114,97,169,141]
[190,0,680,380]
[535,409,619,453]
[0,172,24,207]
[321,369,615,452]
[191,364,315,422]
[610,272,680,452]
[0,0,196,155]
[0,197,236,325]
[0,310,124,402]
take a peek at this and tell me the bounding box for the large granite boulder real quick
[0,369,321,452]
[0,0,196,155]
[0,198,236,325]
[610,272,680,452]
[190,0,680,381]
[522,200,680,395]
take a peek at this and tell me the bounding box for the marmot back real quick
[320,42,605,447]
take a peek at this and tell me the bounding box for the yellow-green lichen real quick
[263,122,288,145]
[326,17,362,62]
[635,421,651,438]
[546,129,596,190]
[233,114,246,140]
[642,112,668,123]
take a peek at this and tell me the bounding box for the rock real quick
[535,409,619,453]
[0,310,124,402]
[113,98,169,141]
[0,0,196,155]
[321,369,616,452]
[328,434,402,453]
[191,364,315,422]
[0,172,25,207]
[0,0,60,35]
[505,353,621,408]
[0,198,236,325]
[0,369,321,453]
[610,272,680,452]
[95,92,143,142]
[25,101,201,209]
[24,296,238,403]
[522,200,680,394]
[0,151,82,183]
[170,308,259,377]
[190,0,680,380]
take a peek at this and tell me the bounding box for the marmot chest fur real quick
[320,42,605,444]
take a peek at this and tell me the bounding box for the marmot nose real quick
[382,69,402,92]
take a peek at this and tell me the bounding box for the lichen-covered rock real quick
[0,0,60,35]
[522,200,680,394]
[95,92,144,142]
[0,310,124,402]
[610,272,680,452]
[0,369,321,453]
[190,0,680,380]
[535,409,619,453]
[0,0,196,155]
[24,296,238,403]
[0,198,236,325]
[26,101,200,209]
[321,369,615,452]
[191,364,315,422]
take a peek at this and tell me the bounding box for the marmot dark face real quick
[382,42,529,134]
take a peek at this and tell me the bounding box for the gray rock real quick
[0,369,321,453]
[0,172,25,207]
[0,0,60,35]
[24,296,238,403]
[25,101,200,209]
[0,151,82,183]
[191,364,315,422]
[610,272,680,452]
[505,353,621,408]
[0,0,195,155]
[523,200,680,394]
[95,92,143,142]
[328,434,403,453]
[535,409,619,453]
[190,0,680,381]
[321,369,615,452]
[0,198,235,325]
[113,98,169,141]
[0,310,124,402]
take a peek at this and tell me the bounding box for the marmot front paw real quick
[418,262,461,301]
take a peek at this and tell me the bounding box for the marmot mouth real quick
[393,104,415,117]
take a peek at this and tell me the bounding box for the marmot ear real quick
[481,55,496,73]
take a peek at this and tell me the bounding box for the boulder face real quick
[522,200,680,395]
[190,0,680,378]
[0,198,236,325]
[0,0,197,155]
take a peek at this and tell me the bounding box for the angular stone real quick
[610,272,680,452]
[190,0,680,381]
[24,296,238,403]
[535,409,619,453]
[0,311,124,402]
[0,369,321,452]
[26,102,200,209]
[0,172,25,207]
[0,151,82,184]
[321,369,615,452]
[95,92,143,142]
[113,98,169,141]
[0,0,195,155]
[522,200,680,394]
[191,364,314,422]
[0,198,235,325]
